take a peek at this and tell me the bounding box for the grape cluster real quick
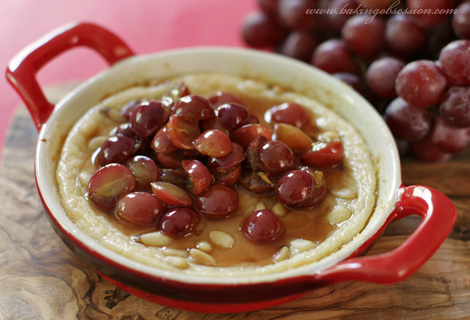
[86,82,343,243]
[242,0,470,162]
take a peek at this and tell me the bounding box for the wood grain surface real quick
[1,86,469,320]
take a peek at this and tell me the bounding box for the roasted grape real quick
[115,192,165,226]
[242,209,284,243]
[194,184,239,219]
[157,207,200,238]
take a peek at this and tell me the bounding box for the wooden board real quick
[1,86,469,320]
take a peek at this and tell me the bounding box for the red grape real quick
[194,129,233,158]
[275,169,326,208]
[242,11,287,48]
[439,40,470,85]
[172,95,214,121]
[182,159,212,195]
[150,181,193,207]
[158,168,188,189]
[121,100,141,120]
[156,151,183,169]
[93,135,135,167]
[194,184,239,219]
[246,135,269,171]
[453,1,470,39]
[115,192,165,226]
[384,97,433,142]
[110,122,134,138]
[431,116,470,153]
[258,0,278,17]
[300,140,344,168]
[151,126,177,153]
[217,103,251,131]
[332,72,367,96]
[166,115,201,150]
[311,39,357,74]
[257,140,296,177]
[385,14,426,56]
[268,102,309,128]
[407,0,454,28]
[242,209,284,243]
[439,86,470,128]
[325,0,359,32]
[395,60,447,108]
[130,101,165,139]
[278,0,319,31]
[342,15,386,58]
[207,142,245,170]
[280,31,319,62]
[157,207,200,238]
[87,164,135,211]
[212,164,242,186]
[232,124,273,148]
[124,155,159,191]
[367,57,405,99]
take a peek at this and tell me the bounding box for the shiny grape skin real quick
[87,163,135,212]
[166,115,201,150]
[268,102,309,129]
[439,40,470,86]
[157,207,201,238]
[172,95,214,121]
[216,103,251,132]
[367,57,405,99]
[93,135,135,167]
[439,86,470,128]
[151,126,177,153]
[232,124,273,148]
[182,159,212,196]
[395,60,447,108]
[130,101,165,139]
[341,14,386,58]
[257,140,296,177]
[194,184,239,219]
[242,209,284,243]
[193,129,233,158]
[311,39,357,74]
[207,143,246,171]
[115,192,166,227]
[384,97,433,142]
[239,170,274,195]
[151,181,193,207]
[124,155,159,191]
[300,140,344,168]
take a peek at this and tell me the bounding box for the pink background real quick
[0,0,257,163]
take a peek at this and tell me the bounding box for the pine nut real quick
[164,256,189,269]
[161,248,188,258]
[329,186,357,200]
[209,231,234,249]
[271,202,287,217]
[327,206,352,224]
[290,239,317,254]
[136,232,172,247]
[196,241,213,252]
[273,246,290,263]
[189,248,216,266]
[254,201,267,211]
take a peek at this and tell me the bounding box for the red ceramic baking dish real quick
[6,22,457,313]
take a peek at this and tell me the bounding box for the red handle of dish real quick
[316,185,456,284]
[6,22,135,131]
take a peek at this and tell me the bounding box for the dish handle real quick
[6,22,135,130]
[316,185,456,284]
